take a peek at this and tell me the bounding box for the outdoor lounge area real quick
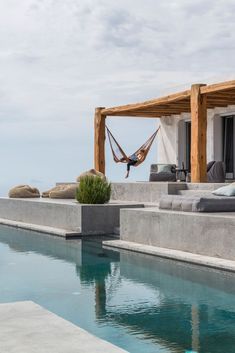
[1,81,235,277]
[94,80,235,184]
[4,2,235,351]
[92,79,235,269]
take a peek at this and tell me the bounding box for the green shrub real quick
[76,175,111,204]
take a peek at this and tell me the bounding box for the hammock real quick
[106,126,160,167]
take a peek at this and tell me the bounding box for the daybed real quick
[159,194,235,212]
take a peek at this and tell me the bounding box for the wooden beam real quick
[200,80,235,94]
[102,90,191,115]
[109,109,190,116]
[107,112,181,118]
[191,84,207,183]
[94,107,106,174]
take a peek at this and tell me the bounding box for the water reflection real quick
[0,225,235,352]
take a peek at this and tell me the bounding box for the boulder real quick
[76,169,105,182]
[9,185,40,198]
[42,184,78,199]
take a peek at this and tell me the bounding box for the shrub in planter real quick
[76,175,111,204]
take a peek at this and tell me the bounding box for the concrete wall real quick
[0,198,144,236]
[120,208,235,260]
[0,198,82,232]
[80,203,144,235]
[111,182,186,203]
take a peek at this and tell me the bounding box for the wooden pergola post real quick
[94,107,106,174]
[190,84,207,183]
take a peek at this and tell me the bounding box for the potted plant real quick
[76,175,111,204]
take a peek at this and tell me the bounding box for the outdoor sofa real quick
[149,161,225,183]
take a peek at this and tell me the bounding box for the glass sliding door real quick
[223,116,234,179]
[185,121,191,172]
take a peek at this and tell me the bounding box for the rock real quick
[42,184,78,199]
[9,185,40,198]
[76,169,105,182]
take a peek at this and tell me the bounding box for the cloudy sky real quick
[0,0,235,194]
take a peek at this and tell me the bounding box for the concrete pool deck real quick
[0,301,127,353]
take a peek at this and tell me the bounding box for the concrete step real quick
[177,189,213,196]
[119,207,235,261]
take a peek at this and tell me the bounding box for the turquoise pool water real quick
[0,226,235,353]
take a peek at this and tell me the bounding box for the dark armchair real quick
[207,161,225,183]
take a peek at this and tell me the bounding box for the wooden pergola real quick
[94,80,235,182]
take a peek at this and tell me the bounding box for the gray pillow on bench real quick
[213,183,235,197]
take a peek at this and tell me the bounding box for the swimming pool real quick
[0,225,235,353]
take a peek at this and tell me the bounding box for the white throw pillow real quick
[213,184,235,197]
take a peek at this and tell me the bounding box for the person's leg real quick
[125,160,137,178]
[125,163,131,178]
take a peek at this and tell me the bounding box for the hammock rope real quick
[106,126,160,167]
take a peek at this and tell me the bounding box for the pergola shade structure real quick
[94,80,235,182]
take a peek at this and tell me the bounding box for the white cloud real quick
[0,0,235,194]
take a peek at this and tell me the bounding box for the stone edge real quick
[103,240,235,273]
[0,218,81,238]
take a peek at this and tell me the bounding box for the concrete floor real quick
[0,301,127,353]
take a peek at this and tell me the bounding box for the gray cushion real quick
[150,164,176,173]
[159,194,235,212]
[193,196,235,212]
[157,164,174,173]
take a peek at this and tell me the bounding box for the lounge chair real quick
[149,164,176,182]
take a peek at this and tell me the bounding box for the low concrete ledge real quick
[0,301,127,353]
[103,240,235,273]
[0,218,80,238]
[120,208,235,261]
[111,182,185,203]
[0,198,144,237]
[0,198,81,233]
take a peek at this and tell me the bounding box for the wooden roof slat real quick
[207,97,235,101]
[207,100,235,105]
[207,92,235,99]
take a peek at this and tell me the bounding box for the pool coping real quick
[0,218,81,238]
[103,239,235,273]
[0,301,127,353]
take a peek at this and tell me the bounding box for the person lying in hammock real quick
[123,149,145,178]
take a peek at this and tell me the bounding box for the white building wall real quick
[157,115,180,164]
[157,105,235,168]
